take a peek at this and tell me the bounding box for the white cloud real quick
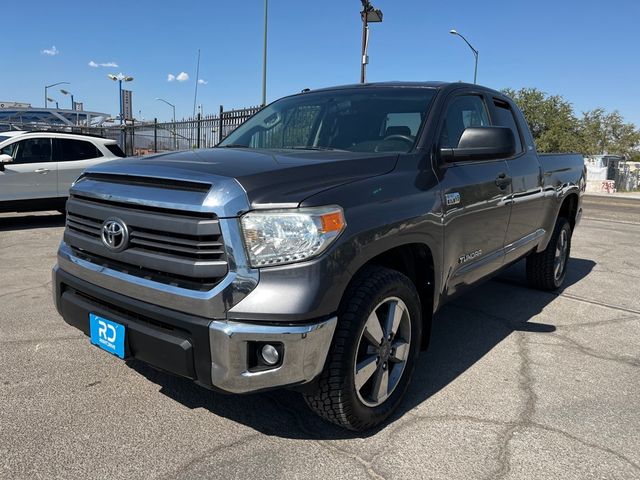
[89,60,119,68]
[198,79,208,85]
[167,72,189,83]
[42,46,59,56]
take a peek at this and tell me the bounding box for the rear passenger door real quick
[489,97,545,263]
[437,93,513,298]
[54,138,104,196]
[0,137,57,201]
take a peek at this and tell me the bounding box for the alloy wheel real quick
[353,297,412,407]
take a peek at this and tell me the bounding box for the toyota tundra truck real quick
[53,82,585,430]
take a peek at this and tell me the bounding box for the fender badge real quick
[445,192,461,206]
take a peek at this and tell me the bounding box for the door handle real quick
[495,172,512,189]
[34,168,50,174]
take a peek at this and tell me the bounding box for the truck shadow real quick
[129,257,595,440]
[0,212,65,232]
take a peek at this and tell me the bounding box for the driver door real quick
[438,93,513,298]
[0,137,57,201]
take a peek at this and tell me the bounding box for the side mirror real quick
[440,126,515,162]
[0,153,12,171]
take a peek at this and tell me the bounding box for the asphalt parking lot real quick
[1,195,639,480]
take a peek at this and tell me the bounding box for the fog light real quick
[261,344,280,366]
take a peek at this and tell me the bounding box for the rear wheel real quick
[526,217,572,290]
[304,266,421,431]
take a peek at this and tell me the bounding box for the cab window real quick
[439,95,490,148]
[491,99,523,154]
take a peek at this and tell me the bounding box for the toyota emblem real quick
[101,218,129,252]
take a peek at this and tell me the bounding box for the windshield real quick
[219,87,437,154]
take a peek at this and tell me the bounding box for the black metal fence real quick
[1,105,262,156]
[88,105,262,156]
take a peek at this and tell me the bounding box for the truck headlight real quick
[240,206,346,267]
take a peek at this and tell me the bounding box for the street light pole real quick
[60,89,74,110]
[44,81,70,107]
[360,0,383,84]
[118,79,123,124]
[262,0,268,105]
[108,74,134,124]
[449,29,479,84]
[156,98,177,150]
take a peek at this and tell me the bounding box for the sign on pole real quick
[121,89,133,121]
[73,102,84,112]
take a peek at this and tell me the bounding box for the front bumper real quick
[53,266,336,393]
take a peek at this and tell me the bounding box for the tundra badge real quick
[459,250,482,264]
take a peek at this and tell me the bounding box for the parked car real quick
[52,82,585,430]
[0,131,125,213]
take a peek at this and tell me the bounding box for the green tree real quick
[579,108,640,157]
[503,87,582,153]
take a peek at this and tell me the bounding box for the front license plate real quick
[89,313,125,359]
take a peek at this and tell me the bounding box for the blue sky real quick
[2,0,639,125]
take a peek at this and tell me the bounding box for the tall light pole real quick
[156,97,177,150]
[360,0,383,84]
[262,0,268,105]
[44,81,69,107]
[107,73,134,124]
[60,89,75,110]
[449,29,478,84]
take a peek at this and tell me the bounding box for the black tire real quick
[304,266,422,431]
[526,217,572,291]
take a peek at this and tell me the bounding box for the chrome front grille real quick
[64,191,228,288]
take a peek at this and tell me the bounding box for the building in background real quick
[0,101,108,130]
[585,155,639,193]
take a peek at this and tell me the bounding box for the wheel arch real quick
[558,192,580,230]
[342,242,436,350]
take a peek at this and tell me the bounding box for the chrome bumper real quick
[209,316,337,393]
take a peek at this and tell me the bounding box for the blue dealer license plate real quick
[89,313,125,359]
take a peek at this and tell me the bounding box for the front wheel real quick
[304,266,422,431]
[526,217,572,290]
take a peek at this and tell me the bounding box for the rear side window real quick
[106,144,126,157]
[57,139,102,161]
[439,95,490,148]
[492,100,523,154]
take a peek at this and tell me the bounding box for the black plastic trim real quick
[55,267,215,387]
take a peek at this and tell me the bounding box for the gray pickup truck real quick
[53,82,585,430]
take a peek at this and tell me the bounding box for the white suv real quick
[0,131,125,213]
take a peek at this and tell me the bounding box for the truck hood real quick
[85,148,397,207]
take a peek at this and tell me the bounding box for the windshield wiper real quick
[288,146,346,152]
[219,144,249,148]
